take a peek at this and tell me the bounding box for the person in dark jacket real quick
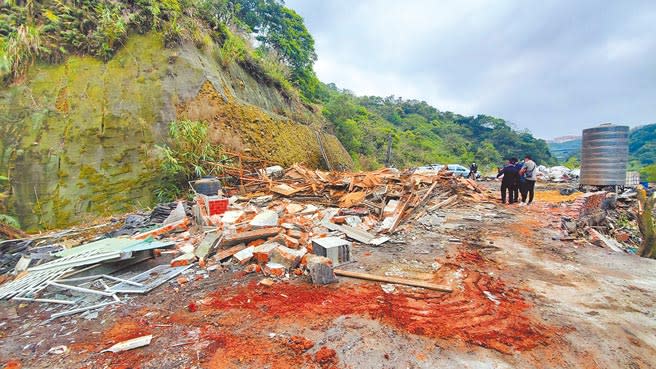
[496,159,520,204]
[469,162,478,180]
[510,158,521,202]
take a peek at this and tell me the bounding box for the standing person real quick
[469,162,478,180]
[511,158,521,203]
[519,155,537,205]
[496,159,519,204]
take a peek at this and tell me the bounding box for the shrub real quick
[156,120,226,200]
[219,28,249,66]
[1,24,42,79]
[0,214,20,229]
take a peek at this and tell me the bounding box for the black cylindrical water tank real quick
[193,177,222,196]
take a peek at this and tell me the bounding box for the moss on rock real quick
[0,33,351,230]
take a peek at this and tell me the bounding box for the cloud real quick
[287,0,656,138]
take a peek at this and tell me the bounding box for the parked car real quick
[413,164,443,173]
[446,164,470,178]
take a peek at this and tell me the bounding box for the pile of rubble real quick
[0,164,492,319]
[558,189,643,253]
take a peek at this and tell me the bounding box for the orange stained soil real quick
[2,360,22,369]
[102,319,152,343]
[287,336,315,353]
[71,319,155,369]
[536,190,583,204]
[314,347,338,368]
[201,268,556,354]
[201,330,334,369]
[510,217,547,239]
[86,251,560,368]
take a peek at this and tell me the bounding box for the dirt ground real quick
[1,184,655,369]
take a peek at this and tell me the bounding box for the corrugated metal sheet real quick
[580,124,629,186]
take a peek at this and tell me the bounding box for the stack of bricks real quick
[571,192,608,226]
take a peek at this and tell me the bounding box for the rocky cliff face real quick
[0,34,351,230]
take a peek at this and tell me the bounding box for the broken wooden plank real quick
[589,229,623,252]
[131,217,190,240]
[386,198,411,234]
[270,183,307,196]
[338,191,366,208]
[221,227,282,247]
[334,269,452,293]
[428,194,458,211]
[101,335,153,353]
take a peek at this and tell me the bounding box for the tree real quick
[640,163,656,182]
[475,141,502,168]
[231,0,318,98]
[636,188,656,259]
[563,155,580,169]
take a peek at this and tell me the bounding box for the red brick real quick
[252,243,279,264]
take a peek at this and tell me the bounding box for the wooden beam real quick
[214,244,247,261]
[334,269,452,293]
[220,227,282,247]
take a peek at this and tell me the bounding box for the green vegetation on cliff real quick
[630,124,656,165]
[0,0,320,99]
[1,0,558,230]
[1,0,553,173]
[0,30,351,230]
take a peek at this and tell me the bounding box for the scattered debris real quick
[47,345,69,355]
[306,254,337,285]
[101,335,153,353]
[0,163,490,322]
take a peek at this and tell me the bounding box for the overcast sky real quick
[286,0,656,139]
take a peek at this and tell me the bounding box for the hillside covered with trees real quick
[1,0,554,172]
[630,124,656,181]
[318,84,555,170]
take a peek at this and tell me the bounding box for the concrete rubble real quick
[0,164,492,318]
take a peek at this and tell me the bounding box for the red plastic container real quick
[197,195,229,216]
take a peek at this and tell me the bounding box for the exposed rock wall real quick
[0,34,351,230]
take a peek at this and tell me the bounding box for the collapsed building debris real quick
[0,163,494,322]
[1,161,655,369]
[554,188,649,254]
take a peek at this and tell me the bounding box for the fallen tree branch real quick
[0,222,27,240]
